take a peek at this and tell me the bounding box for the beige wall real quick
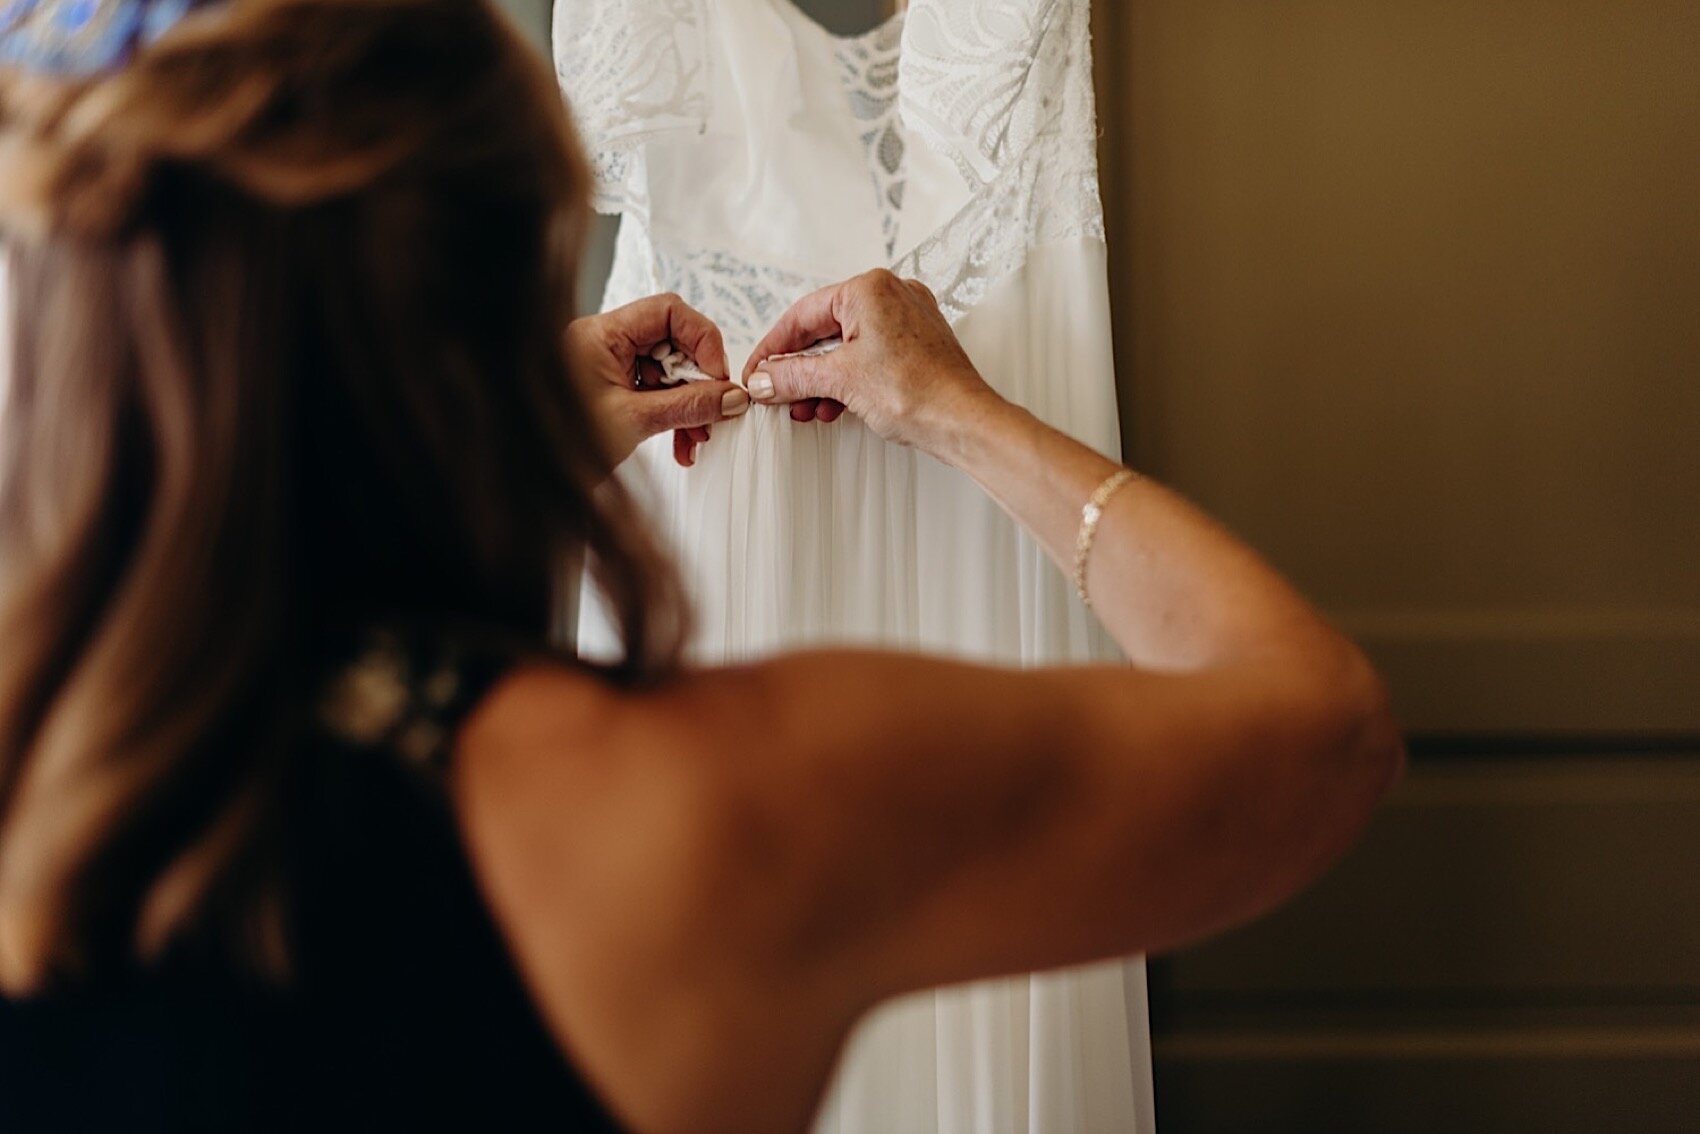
[1094,6,1700,1129]
[1094,0,1700,734]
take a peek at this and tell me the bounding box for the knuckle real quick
[765,359,796,393]
[799,356,832,387]
[589,315,622,351]
[665,396,703,429]
[855,268,898,297]
[773,359,814,398]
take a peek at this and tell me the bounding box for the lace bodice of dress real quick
[554,0,1104,350]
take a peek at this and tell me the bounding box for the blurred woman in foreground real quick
[0,0,1402,1130]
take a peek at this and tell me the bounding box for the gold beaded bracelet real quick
[1072,468,1138,609]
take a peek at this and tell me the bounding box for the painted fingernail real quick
[749,371,775,401]
[722,388,750,416]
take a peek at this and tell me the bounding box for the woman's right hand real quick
[742,269,1004,455]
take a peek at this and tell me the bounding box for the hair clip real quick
[0,0,217,78]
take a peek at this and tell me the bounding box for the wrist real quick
[926,385,1031,472]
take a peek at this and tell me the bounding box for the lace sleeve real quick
[552,0,714,212]
[899,0,1065,188]
[893,0,1104,321]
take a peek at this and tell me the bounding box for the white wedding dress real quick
[555,1,1154,1130]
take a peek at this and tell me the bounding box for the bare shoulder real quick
[445,651,1013,970]
[447,659,870,1134]
[439,647,1398,1133]
[440,651,1078,1131]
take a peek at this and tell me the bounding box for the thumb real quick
[640,380,749,434]
[748,354,839,405]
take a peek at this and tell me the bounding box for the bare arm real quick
[745,270,1351,677]
[455,270,1403,1133]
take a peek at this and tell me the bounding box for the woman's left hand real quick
[568,293,751,467]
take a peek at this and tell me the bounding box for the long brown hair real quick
[0,0,687,992]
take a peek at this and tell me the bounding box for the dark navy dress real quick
[0,632,625,1132]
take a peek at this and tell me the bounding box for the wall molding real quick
[1331,607,1700,734]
